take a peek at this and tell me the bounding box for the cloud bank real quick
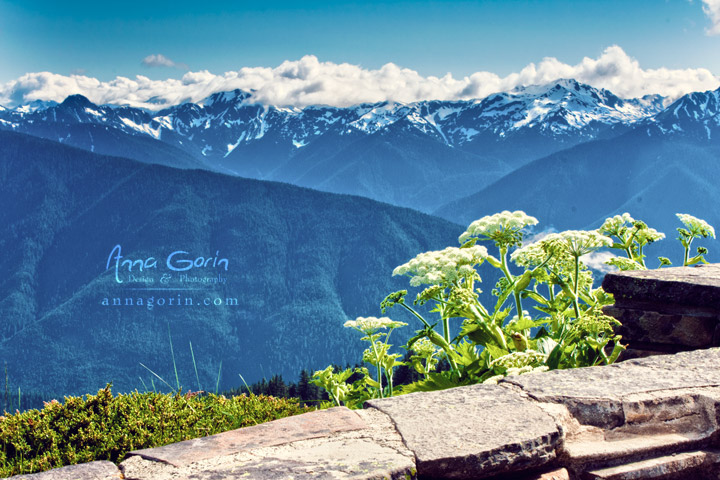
[1,46,718,110]
[141,54,188,70]
[702,0,720,35]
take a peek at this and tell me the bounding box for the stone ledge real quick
[602,264,720,308]
[120,407,415,480]
[366,383,562,479]
[127,406,368,468]
[8,461,121,479]
[503,348,720,428]
[604,305,720,349]
[13,349,720,479]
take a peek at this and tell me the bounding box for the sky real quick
[0,0,719,108]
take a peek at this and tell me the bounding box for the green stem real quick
[683,237,692,266]
[383,332,395,397]
[399,302,431,328]
[442,317,451,343]
[370,339,383,398]
[572,256,581,319]
[638,245,646,268]
[500,247,524,320]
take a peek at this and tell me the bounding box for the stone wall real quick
[602,263,720,358]
[13,264,720,480]
[19,348,720,480]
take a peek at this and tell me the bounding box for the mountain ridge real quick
[0,129,464,397]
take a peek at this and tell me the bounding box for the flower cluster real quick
[511,235,574,270]
[392,245,488,286]
[598,213,635,236]
[344,316,407,335]
[483,365,549,384]
[489,350,547,370]
[459,211,538,247]
[512,230,611,268]
[410,337,438,358]
[605,255,645,271]
[546,230,613,258]
[677,214,716,238]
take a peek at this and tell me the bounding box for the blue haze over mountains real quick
[1,78,719,397]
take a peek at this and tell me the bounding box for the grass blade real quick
[139,362,176,393]
[189,341,201,392]
[215,361,222,394]
[237,373,253,396]
[167,323,180,391]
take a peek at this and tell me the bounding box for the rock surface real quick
[120,407,416,480]
[128,406,368,467]
[585,450,720,480]
[366,383,561,479]
[503,348,720,428]
[602,264,720,308]
[10,461,121,479]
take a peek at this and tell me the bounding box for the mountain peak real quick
[59,94,96,110]
[201,89,253,107]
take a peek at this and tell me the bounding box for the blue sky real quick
[0,0,719,108]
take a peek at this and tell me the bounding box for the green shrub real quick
[0,384,312,477]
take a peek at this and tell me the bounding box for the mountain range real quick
[0,130,462,397]
[0,79,683,213]
[1,79,719,397]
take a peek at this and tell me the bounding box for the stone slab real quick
[602,264,720,308]
[120,408,416,480]
[10,461,121,479]
[604,305,718,348]
[365,382,561,479]
[127,406,367,467]
[504,348,720,428]
[585,450,720,480]
[517,467,570,480]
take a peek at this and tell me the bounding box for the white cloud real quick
[1,46,718,110]
[582,251,618,274]
[141,54,188,70]
[702,0,720,35]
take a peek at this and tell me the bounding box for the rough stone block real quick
[366,383,561,479]
[604,305,718,348]
[120,408,415,480]
[517,467,570,480]
[503,348,720,428]
[602,264,720,308]
[585,449,720,480]
[10,461,121,479]
[127,406,367,467]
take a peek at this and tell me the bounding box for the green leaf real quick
[399,372,469,394]
[484,344,510,361]
[546,343,564,370]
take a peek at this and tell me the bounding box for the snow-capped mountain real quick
[0,79,666,162]
[1,80,717,212]
[649,88,720,140]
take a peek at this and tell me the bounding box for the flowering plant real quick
[313,211,714,405]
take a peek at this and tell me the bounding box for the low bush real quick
[0,385,312,477]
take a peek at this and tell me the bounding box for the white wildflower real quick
[411,337,438,358]
[490,350,547,370]
[344,316,407,334]
[676,214,716,238]
[392,245,488,286]
[636,228,665,245]
[599,213,635,236]
[605,255,645,271]
[459,211,538,245]
[505,365,535,376]
[511,238,571,268]
[549,230,613,258]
